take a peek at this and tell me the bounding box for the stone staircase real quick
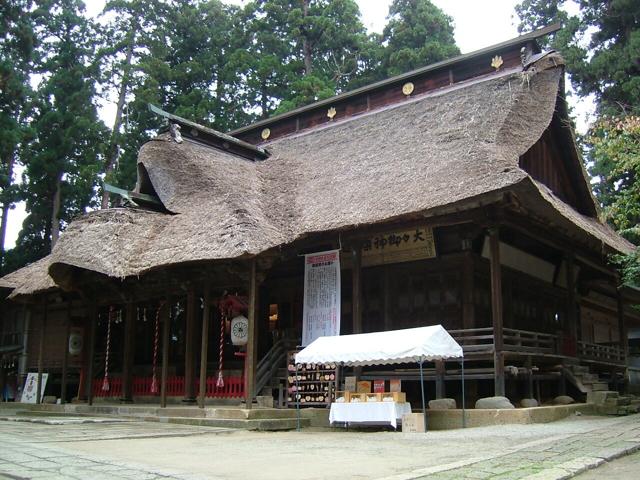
[562,364,610,394]
[587,390,640,416]
[3,403,310,431]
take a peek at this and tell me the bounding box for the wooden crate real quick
[335,391,351,403]
[382,391,406,403]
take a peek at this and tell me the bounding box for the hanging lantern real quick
[230,315,249,346]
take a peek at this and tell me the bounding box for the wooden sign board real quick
[344,376,357,392]
[389,379,402,393]
[402,413,426,433]
[356,381,371,393]
[373,379,385,393]
[362,227,436,267]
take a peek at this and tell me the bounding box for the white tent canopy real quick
[295,325,463,366]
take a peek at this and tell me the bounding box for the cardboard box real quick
[356,381,371,393]
[402,413,425,433]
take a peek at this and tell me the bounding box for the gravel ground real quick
[1,412,639,479]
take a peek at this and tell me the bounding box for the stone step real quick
[579,373,600,383]
[147,416,310,431]
[571,366,590,375]
[206,407,300,420]
[591,382,610,391]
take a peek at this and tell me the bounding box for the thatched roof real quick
[0,256,56,299]
[3,54,634,295]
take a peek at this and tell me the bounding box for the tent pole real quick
[296,363,301,432]
[419,357,427,433]
[461,356,466,428]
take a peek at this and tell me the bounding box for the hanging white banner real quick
[302,250,341,346]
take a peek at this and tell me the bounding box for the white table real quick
[329,401,412,429]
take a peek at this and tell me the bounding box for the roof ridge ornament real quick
[169,123,183,144]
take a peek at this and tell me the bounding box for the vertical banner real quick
[302,250,341,346]
[21,373,48,403]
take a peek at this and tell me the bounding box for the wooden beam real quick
[121,302,136,402]
[435,360,445,399]
[86,306,98,405]
[61,301,72,405]
[352,248,362,334]
[184,290,197,402]
[36,297,48,405]
[160,300,171,408]
[462,251,475,330]
[489,228,505,397]
[566,253,578,355]
[617,289,629,361]
[198,284,211,408]
[245,259,258,409]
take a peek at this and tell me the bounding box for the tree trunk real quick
[302,0,313,76]
[101,29,136,209]
[0,151,15,273]
[50,171,63,249]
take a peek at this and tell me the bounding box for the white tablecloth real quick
[329,402,412,429]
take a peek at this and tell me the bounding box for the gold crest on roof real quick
[327,107,337,119]
[491,55,504,70]
[402,82,415,96]
[261,128,271,140]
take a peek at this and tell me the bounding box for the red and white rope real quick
[216,308,225,388]
[150,302,164,394]
[101,307,114,391]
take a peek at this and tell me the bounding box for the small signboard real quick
[356,381,371,393]
[21,372,48,404]
[344,376,357,392]
[390,379,402,393]
[373,379,385,393]
[362,227,436,267]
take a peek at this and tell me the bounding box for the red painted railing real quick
[92,377,123,398]
[93,375,245,398]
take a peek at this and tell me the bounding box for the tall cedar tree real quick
[15,0,106,265]
[516,0,640,285]
[0,0,36,274]
[100,0,249,199]
[242,0,375,115]
[382,0,459,77]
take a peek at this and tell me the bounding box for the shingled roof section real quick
[38,55,631,289]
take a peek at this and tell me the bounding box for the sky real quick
[5,0,591,250]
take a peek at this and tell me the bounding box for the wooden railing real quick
[578,341,625,364]
[93,375,245,398]
[503,328,558,354]
[449,327,494,353]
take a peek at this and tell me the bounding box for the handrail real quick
[254,338,295,399]
[578,341,625,363]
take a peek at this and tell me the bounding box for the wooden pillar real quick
[462,252,475,331]
[489,228,505,397]
[160,300,171,408]
[352,247,362,334]
[435,360,445,399]
[121,302,136,403]
[61,301,72,404]
[86,306,98,405]
[566,254,578,354]
[617,290,628,361]
[36,297,48,405]
[184,290,197,402]
[245,259,258,409]
[198,284,211,408]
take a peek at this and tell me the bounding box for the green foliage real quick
[382,0,459,77]
[0,0,36,273]
[516,0,640,115]
[15,0,106,261]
